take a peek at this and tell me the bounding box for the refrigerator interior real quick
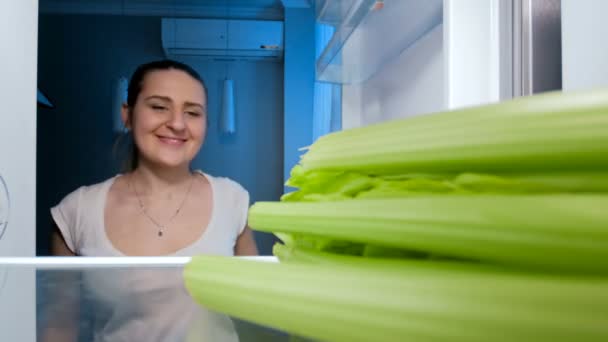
[2,0,605,340]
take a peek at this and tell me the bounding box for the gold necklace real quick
[129,173,195,237]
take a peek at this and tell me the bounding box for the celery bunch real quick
[185,88,608,341]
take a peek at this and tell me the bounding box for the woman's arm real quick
[234,226,259,256]
[51,223,76,256]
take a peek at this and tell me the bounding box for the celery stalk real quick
[298,88,608,175]
[249,195,608,274]
[183,255,608,342]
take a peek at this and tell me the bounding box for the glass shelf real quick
[0,256,316,342]
[315,0,443,84]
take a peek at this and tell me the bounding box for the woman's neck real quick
[130,161,195,197]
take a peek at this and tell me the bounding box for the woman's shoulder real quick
[56,176,118,205]
[198,171,249,199]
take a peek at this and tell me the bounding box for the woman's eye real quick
[187,111,202,117]
[151,105,167,111]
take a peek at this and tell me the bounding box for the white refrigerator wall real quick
[0,0,37,340]
[444,0,514,109]
[342,24,444,129]
[562,0,608,91]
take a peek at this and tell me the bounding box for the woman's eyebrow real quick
[144,95,171,102]
[145,96,205,111]
[184,101,205,110]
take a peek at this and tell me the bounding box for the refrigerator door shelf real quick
[316,0,442,84]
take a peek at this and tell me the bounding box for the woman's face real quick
[125,69,207,169]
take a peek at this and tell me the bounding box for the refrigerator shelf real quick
[0,256,299,341]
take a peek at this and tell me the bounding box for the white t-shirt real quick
[50,171,249,342]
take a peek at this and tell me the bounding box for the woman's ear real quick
[121,103,131,130]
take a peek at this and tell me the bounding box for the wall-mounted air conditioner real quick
[161,18,284,61]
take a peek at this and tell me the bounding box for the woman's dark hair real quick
[116,59,208,172]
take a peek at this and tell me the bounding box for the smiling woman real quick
[44,59,258,341]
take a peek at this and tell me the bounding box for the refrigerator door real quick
[0,1,38,341]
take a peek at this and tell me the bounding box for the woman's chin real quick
[145,157,191,170]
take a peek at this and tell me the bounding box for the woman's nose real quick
[167,110,186,131]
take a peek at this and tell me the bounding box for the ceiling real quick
[38,0,310,20]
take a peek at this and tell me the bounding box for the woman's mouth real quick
[157,135,187,146]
